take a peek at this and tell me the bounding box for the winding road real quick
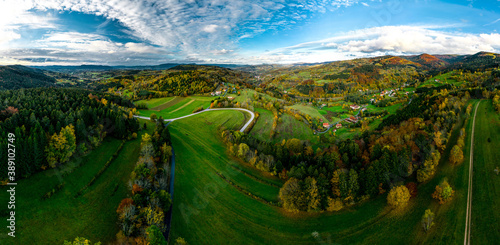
[464,100,480,245]
[134,107,255,133]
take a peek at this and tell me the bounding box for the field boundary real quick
[464,100,480,245]
[150,96,184,111]
[169,99,194,113]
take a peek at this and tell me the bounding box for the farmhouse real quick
[336,123,342,128]
[323,123,330,128]
[345,116,359,123]
[227,96,235,100]
[215,91,222,95]
[350,104,360,110]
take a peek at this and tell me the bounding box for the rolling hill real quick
[0,65,58,90]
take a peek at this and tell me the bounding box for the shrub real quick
[432,180,454,204]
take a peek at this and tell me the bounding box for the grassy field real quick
[249,108,273,141]
[288,104,328,122]
[249,108,318,145]
[0,121,155,244]
[138,96,212,119]
[135,97,176,109]
[471,100,500,244]
[418,71,462,88]
[167,100,481,244]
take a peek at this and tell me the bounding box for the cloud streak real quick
[0,1,499,65]
[243,25,500,64]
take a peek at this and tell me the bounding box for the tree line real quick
[220,88,469,212]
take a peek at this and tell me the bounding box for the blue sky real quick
[0,0,499,65]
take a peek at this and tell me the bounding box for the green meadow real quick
[167,109,477,244]
[0,120,155,244]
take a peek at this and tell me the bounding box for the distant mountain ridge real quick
[0,65,58,90]
[31,63,248,72]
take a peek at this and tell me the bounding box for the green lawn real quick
[288,104,328,122]
[0,121,155,244]
[138,97,212,119]
[250,108,318,145]
[249,108,274,141]
[168,100,481,245]
[135,97,176,109]
[471,100,500,244]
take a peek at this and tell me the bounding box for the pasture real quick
[138,96,212,119]
[470,100,500,243]
[0,121,155,244]
[166,106,479,244]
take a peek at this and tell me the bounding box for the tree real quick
[45,125,76,168]
[146,225,167,245]
[387,185,410,208]
[330,169,341,197]
[449,145,464,165]
[285,138,303,154]
[175,237,188,245]
[432,180,454,204]
[279,178,303,212]
[150,113,158,122]
[63,237,101,245]
[348,169,359,198]
[237,143,250,158]
[326,197,343,211]
[405,182,418,198]
[303,177,320,211]
[421,209,434,232]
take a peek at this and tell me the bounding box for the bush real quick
[432,180,454,204]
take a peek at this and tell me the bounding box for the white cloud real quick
[240,25,500,64]
[203,24,219,33]
[0,0,362,64]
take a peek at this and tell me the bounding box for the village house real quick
[227,96,235,100]
[345,116,359,123]
[350,104,360,110]
[215,91,222,96]
[336,123,342,128]
[323,123,329,128]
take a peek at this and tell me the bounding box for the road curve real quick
[134,108,255,133]
[464,100,480,245]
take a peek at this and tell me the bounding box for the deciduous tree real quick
[387,185,410,208]
[421,209,434,232]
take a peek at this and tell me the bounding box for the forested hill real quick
[0,65,58,90]
[0,88,139,180]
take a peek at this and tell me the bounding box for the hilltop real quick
[0,65,58,90]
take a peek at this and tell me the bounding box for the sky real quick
[0,0,499,66]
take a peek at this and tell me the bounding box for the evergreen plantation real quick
[0,88,139,180]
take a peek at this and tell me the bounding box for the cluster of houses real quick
[379,89,396,97]
[321,103,363,131]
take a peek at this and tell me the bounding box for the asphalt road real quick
[134,107,255,132]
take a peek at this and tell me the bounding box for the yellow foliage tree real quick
[387,185,411,208]
[326,197,344,212]
[46,125,76,168]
